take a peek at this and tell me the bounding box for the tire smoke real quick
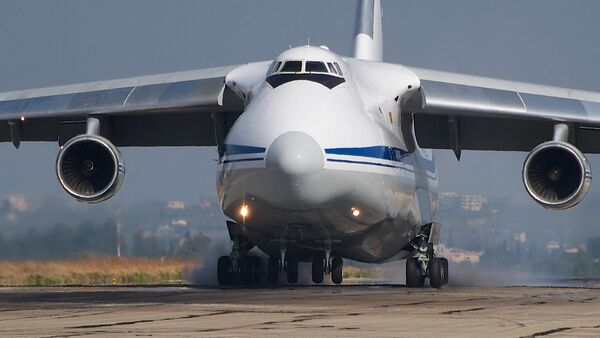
[184,238,231,286]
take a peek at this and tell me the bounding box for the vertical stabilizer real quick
[354,0,383,62]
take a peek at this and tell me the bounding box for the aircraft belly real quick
[219,166,421,263]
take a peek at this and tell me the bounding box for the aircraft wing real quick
[0,65,246,147]
[404,67,600,157]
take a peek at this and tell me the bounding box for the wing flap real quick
[405,69,600,154]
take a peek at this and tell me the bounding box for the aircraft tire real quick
[441,258,449,285]
[286,259,299,283]
[312,257,324,284]
[267,256,279,283]
[406,258,425,287]
[429,258,443,288]
[251,256,262,284]
[217,256,232,286]
[331,257,343,285]
[241,256,261,285]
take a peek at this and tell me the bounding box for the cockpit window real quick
[334,62,343,76]
[280,60,303,73]
[305,61,328,73]
[266,59,346,89]
[327,62,337,74]
[270,61,282,74]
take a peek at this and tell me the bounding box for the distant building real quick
[172,219,188,226]
[514,232,527,243]
[564,247,579,254]
[167,201,185,209]
[546,241,560,251]
[436,244,483,264]
[438,192,487,211]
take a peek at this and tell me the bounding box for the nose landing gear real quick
[310,249,343,285]
[216,222,348,286]
[266,248,299,284]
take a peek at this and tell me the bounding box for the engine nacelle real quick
[56,134,125,203]
[523,141,591,210]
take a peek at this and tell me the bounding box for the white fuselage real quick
[217,46,438,263]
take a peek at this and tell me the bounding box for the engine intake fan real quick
[56,134,125,203]
[523,141,591,210]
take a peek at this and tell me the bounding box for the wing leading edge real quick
[0,65,246,147]
[404,67,600,156]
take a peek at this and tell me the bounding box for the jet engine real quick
[56,134,125,203]
[523,141,591,210]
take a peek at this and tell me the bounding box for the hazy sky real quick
[1,0,600,210]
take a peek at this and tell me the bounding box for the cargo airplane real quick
[1,1,598,287]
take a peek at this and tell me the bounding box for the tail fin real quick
[354,0,383,62]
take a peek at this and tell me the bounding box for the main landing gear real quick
[405,223,449,288]
[217,221,262,285]
[217,255,261,285]
[406,256,448,288]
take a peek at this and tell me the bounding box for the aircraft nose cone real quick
[266,131,324,176]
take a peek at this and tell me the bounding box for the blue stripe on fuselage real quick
[325,146,409,162]
[327,158,398,168]
[220,144,437,176]
[325,146,437,176]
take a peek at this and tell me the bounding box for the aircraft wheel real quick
[267,256,280,283]
[286,259,298,284]
[331,257,343,285]
[406,258,425,287]
[429,258,443,288]
[312,257,324,284]
[217,256,232,286]
[441,258,449,285]
[241,256,261,285]
[251,256,262,284]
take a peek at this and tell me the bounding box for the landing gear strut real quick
[405,223,449,288]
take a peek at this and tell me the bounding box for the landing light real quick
[351,208,360,217]
[240,205,250,218]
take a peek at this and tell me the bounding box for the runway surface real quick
[0,285,599,337]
